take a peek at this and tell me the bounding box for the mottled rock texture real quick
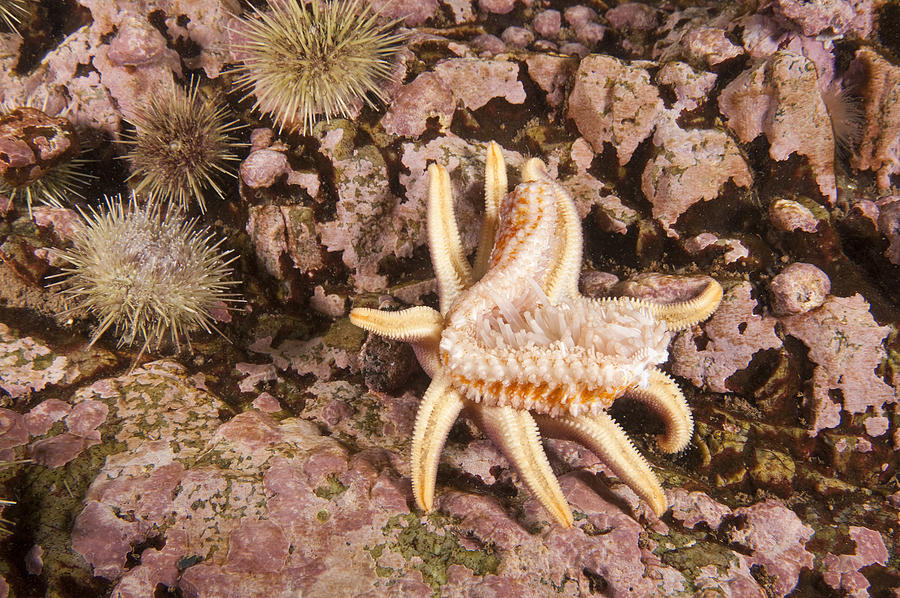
[1,1,899,596]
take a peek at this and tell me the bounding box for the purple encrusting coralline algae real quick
[0,0,898,595]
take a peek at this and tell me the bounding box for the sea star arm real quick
[475,404,575,527]
[472,141,506,281]
[626,368,693,453]
[428,163,473,314]
[534,411,668,516]
[411,372,465,512]
[521,158,582,302]
[646,279,724,331]
[349,306,443,375]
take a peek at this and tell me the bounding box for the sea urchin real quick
[0,0,27,33]
[0,104,94,213]
[50,195,240,358]
[122,80,242,212]
[233,0,407,133]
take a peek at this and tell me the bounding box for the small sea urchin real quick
[51,195,240,358]
[122,80,242,212]
[0,104,93,213]
[233,0,407,133]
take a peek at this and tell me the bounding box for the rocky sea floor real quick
[1,0,900,596]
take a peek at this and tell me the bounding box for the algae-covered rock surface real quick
[1,0,899,596]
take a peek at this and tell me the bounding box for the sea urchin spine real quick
[50,194,241,358]
[233,0,407,134]
[122,80,242,212]
[0,0,27,33]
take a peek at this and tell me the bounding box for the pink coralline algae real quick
[641,117,752,235]
[668,488,732,530]
[31,207,83,243]
[683,233,751,265]
[23,399,70,436]
[246,204,324,279]
[655,62,717,114]
[248,335,358,382]
[524,55,578,108]
[91,17,183,119]
[605,3,659,30]
[567,55,664,165]
[398,135,523,257]
[725,501,815,597]
[106,16,171,67]
[436,474,687,596]
[63,358,697,596]
[0,323,79,400]
[851,48,900,190]
[767,0,873,38]
[769,262,831,316]
[432,58,526,111]
[235,362,280,394]
[317,139,417,291]
[822,526,889,597]
[381,71,456,137]
[28,399,107,467]
[656,24,743,67]
[67,361,408,596]
[781,294,897,434]
[0,409,28,453]
[533,9,561,38]
[240,149,290,189]
[671,282,782,393]
[500,26,533,49]
[478,0,516,15]
[667,492,819,597]
[368,0,438,26]
[719,51,837,203]
[563,6,597,29]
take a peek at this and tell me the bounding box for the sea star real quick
[350,142,722,526]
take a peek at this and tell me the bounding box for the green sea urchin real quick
[0,158,93,211]
[50,195,240,358]
[122,80,242,212]
[233,0,407,134]
[0,105,93,213]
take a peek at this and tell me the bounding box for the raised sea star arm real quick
[428,163,473,314]
[534,410,668,516]
[645,279,724,331]
[520,159,582,303]
[349,306,443,375]
[411,372,465,512]
[475,404,575,527]
[626,368,694,453]
[472,141,506,281]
